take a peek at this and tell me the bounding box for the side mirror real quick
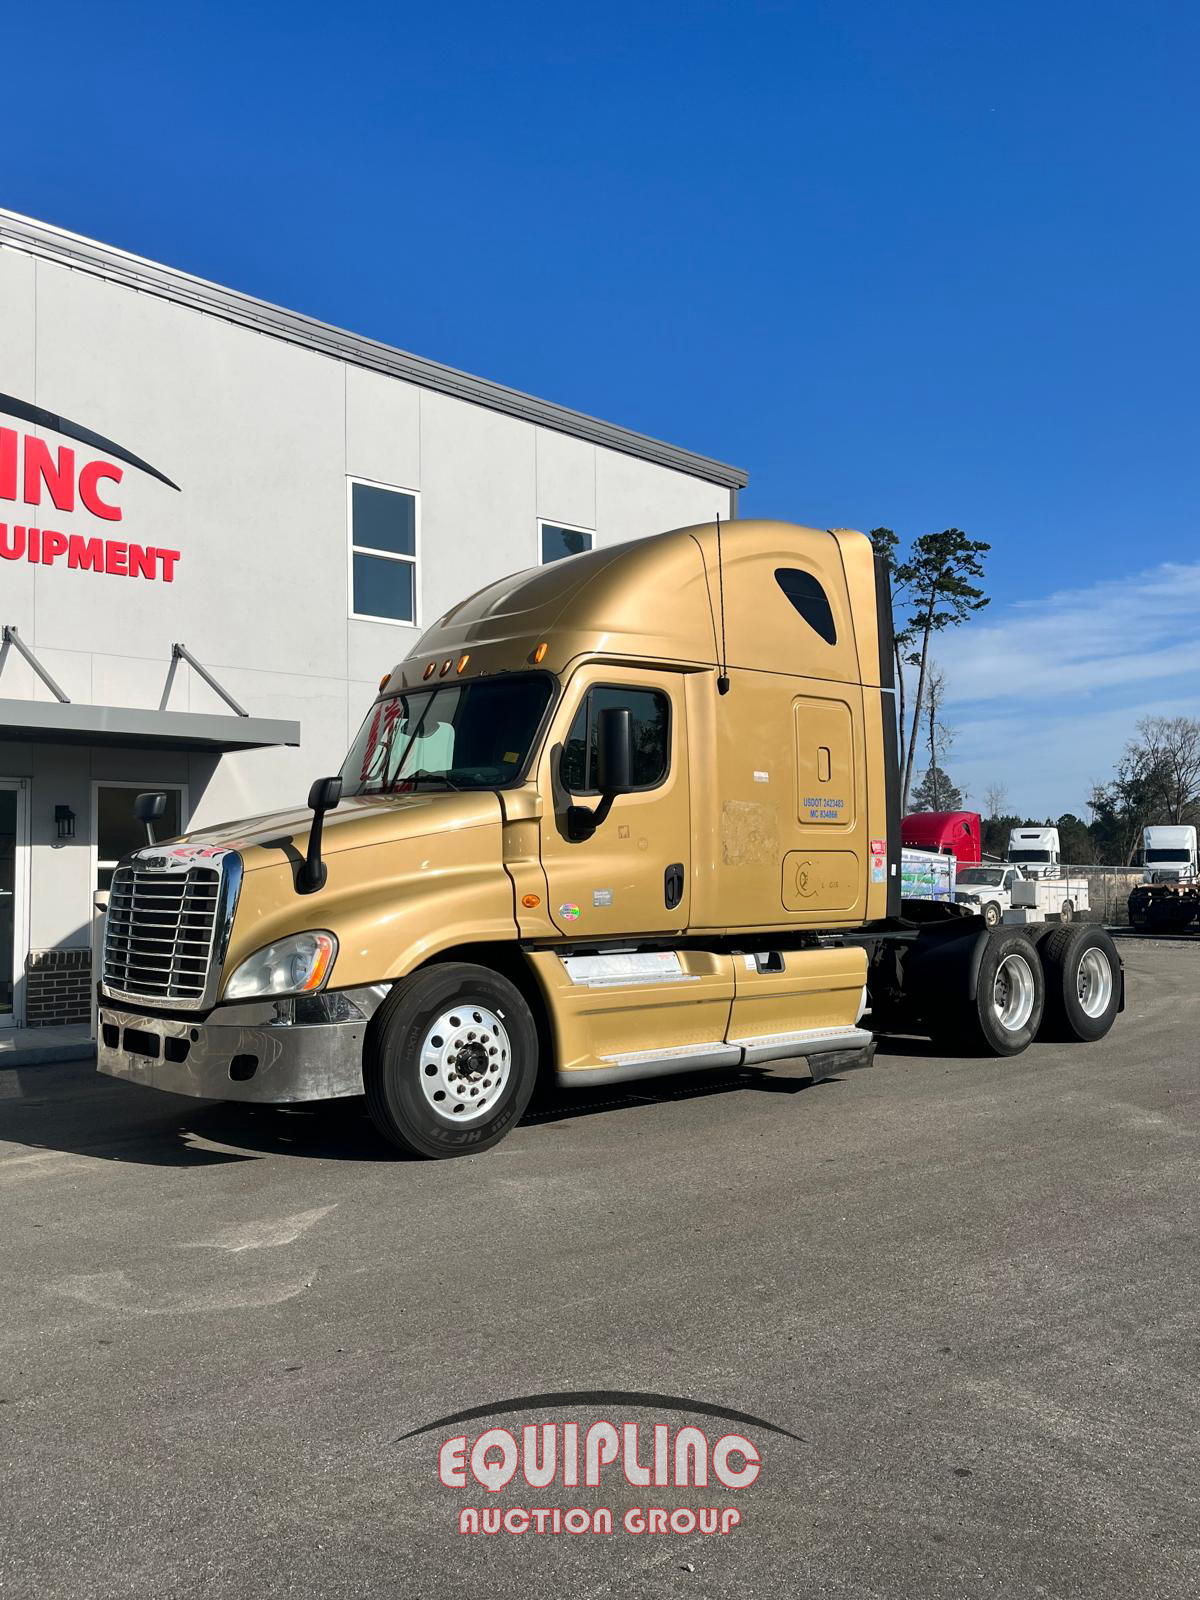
[568,706,635,841]
[308,775,343,813]
[134,791,167,844]
[298,775,343,895]
[595,706,634,795]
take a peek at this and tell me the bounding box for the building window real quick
[94,784,185,891]
[540,521,594,565]
[561,686,671,795]
[350,480,418,624]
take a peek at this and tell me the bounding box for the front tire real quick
[982,901,1001,928]
[364,962,538,1158]
[1039,925,1121,1042]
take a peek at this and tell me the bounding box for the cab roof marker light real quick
[440,658,452,676]
[457,654,470,673]
[423,662,436,679]
[533,641,548,663]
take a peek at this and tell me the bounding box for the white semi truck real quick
[1141,825,1198,881]
[1006,826,1061,876]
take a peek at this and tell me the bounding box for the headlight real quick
[224,931,337,1000]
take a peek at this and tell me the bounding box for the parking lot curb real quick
[0,1043,97,1070]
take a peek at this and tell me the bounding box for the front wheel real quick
[982,901,1001,928]
[364,962,538,1158]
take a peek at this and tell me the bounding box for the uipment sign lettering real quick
[0,393,181,583]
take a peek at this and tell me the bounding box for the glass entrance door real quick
[0,780,29,1028]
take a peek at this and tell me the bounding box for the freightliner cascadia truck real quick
[97,521,1123,1158]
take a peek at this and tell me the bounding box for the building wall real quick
[0,242,733,980]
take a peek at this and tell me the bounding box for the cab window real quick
[561,686,670,795]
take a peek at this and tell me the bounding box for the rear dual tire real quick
[927,926,1120,1055]
[928,930,1044,1056]
[1038,925,1121,1042]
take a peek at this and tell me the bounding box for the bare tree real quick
[1131,715,1200,823]
[982,780,1009,820]
[923,663,955,783]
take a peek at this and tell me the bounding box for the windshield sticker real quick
[503,751,520,764]
[559,903,581,921]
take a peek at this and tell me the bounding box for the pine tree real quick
[911,765,964,812]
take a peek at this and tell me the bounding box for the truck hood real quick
[152,788,516,992]
[177,790,504,869]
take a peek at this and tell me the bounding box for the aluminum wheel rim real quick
[418,1004,511,1123]
[1077,948,1113,1018]
[992,952,1035,1033]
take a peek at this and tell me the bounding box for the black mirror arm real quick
[566,792,617,843]
[298,776,342,894]
[297,810,330,894]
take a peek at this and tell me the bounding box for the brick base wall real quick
[25,949,92,1027]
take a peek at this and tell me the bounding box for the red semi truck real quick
[901,810,982,866]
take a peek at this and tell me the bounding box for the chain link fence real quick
[1056,865,1144,925]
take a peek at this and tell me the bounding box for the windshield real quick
[341,674,553,794]
[958,868,1004,887]
[1145,848,1191,863]
[1009,849,1050,863]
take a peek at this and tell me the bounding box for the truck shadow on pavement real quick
[1,1058,838,1168]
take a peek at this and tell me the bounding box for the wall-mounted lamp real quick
[54,805,76,841]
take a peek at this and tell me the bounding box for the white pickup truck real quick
[955,864,1089,927]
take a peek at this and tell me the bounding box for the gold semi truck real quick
[97,521,1123,1157]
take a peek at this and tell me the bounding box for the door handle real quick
[664,862,685,911]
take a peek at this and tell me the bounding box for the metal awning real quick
[0,699,300,752]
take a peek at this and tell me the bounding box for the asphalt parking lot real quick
[1,940,1197,1599]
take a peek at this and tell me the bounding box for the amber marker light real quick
[457,654,470,673]
[378,672,390,690]
[440,658,453,676]
[521,894,541,908]
[423,662,436,680]
[304,933,337,991]
[533,641,549,663]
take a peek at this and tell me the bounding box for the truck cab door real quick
[536,668,690,937]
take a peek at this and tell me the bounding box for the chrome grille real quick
[103,864,224,1006]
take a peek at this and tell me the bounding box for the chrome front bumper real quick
[97,988,387,1104]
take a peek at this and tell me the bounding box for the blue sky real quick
[4,1,1197,815]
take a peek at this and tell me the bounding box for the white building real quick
[0,209,745,1029]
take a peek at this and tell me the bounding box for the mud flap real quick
[807,1039,876,1083]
